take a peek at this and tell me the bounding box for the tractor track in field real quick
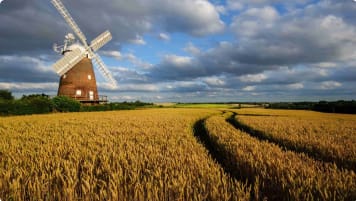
[193,112,356,201]
[193,118,236,178]
[193,114,287,201]
[226,112,355,172]
[193,117,257,201]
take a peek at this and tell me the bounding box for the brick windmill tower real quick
[50,0,117,104]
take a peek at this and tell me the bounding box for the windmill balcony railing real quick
[72,95,108,102]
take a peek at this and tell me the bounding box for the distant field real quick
[164,103,240,108]
[154,103,264,108]
[172,103,235,108]
[0,108,355,200]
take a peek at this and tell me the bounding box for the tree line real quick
[267,100,356,114]
[0,90,153,116]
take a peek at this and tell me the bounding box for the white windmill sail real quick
[89,52,117,86]
[51,0,88,45]
[52,48,85,76]
[51,0,118,88]
[90,30,112,52]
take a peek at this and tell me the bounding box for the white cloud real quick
[239,73,267,83]
[227,0,244,11]
[129,34,146,45]
[287,83,304,90]
[226,0,312,11]
[184,42,201,55]
[101,51,122,60]
[320,81,342,90]
[231,6,279,37]
[0,82,57,90]
[123,53,153,69]
[154,95,163,100]
[202,76,226,87]
[164,55,193,67]
[242,85,256,91]
[104,52,152,70]
[158,81,207,93]
[215,5,227,14]
[110,95,138,101]
[0,55,51,73]
[158,33,170,41]
[157,0,225,36]
[313,62,338,68]
[0,55,57,83]
[230,6,356,65]
[98,82,159,92]
[109,66,148,83]
[244,6,279,22]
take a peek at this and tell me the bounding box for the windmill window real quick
[88,75,92,80]
[89,91,94,100]
[76,90,82,96]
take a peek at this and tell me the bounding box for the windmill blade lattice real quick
[89,52,118,87]
[52,47,86,76]
[51,0,87,45]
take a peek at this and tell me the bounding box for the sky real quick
[0,0,356,102]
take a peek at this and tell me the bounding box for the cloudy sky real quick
[0,0,356,102]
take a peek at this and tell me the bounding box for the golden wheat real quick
[0,109,250,201]
[204,112,356,201]
[234,108,356,170]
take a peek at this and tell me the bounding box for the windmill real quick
[50,0,117,103]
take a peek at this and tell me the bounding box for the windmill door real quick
[89,91,94,100]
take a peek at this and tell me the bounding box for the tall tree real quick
[0,90,14,101]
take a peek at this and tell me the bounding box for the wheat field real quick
[0,107,355,201]
[0,109,249,201]
[205,111,355,201]
[235,109,356,171]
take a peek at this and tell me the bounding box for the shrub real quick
[20,94,53,114]
[80,102,154,112]
[52,96,81,112]
[0,94,53,116]
[0,99,13,115]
